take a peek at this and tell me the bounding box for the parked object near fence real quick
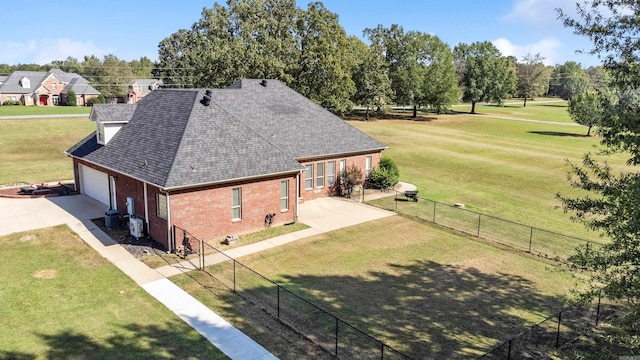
[404,190,419,202]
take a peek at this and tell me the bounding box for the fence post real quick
[362,185,365,203]
[380,342,384,360]
[335,317,339,357]
[433,201,436,223]
[277,285,280,319]
[555,310,562,348]
[477,214,482,237]
[528,227,533,253]
[199,237,204,270]
[395,192,398,212]
[596,290,602,327]
[507,339,512,360]
[233,260,236,292]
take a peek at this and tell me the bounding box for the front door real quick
[39,95,48,106]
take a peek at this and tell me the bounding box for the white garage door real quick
[80,164,110,206]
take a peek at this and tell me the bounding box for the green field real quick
[0,105,91,116]
[0,226,226,359]
[174,216,580,358]
[0,117,95,185]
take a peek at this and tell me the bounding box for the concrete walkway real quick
[0,182,414,359]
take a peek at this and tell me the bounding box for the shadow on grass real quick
[204,258,566,359]
[537,103,567,108]
[0,321,226,360]
[528,131,587,137]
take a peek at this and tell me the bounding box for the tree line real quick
[0,0,606,115]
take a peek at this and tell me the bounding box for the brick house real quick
[127,79,162,104]
[0,69,100,106]
[66,79,386,251]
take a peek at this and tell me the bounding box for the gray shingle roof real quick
[68,80,386,190]
[90,103,138,122]
[212,79,386,160]
[0,70,98,95]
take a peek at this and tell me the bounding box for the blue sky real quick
[0,0,602,68]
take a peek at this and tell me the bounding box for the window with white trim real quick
[304,164,313,189]
[339,159,346,174]
[365,156,372,178]
[316,162,324,188]
[280,180,289,211]
[232,188,242,220]
[157,193,168,220]
[327,161,336,186]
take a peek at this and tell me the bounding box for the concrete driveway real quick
[0,195,107,236]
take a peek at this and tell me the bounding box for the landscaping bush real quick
[86,97,104,106]
[366,156,399,190]
[2,99,22,106]
[65,89,77,106]
[335,164,363,198]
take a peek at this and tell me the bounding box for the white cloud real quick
[0,38,110,65]
[493,37,561,65]
[502,0,577,26]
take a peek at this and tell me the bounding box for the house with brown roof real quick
[0,69,100,106]
[67,79,386,251]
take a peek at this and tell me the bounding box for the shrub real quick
[366,156,399,190]
[2,99,21,106]
[66,89,77,106]
[335,164,363,198]
[86,97,103,106]
[97,94,106,104]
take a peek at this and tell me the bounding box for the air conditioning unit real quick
[129,218,144,239]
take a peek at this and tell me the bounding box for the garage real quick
[79,164,110,206]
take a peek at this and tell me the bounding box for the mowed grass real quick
[350,108,625,243]
[0,225,226,359]
[454,99,574,124]
[0,105,91,116]
[0,117,95,185]
[175,216,579,359]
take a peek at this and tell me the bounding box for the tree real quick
[352,34,393,120]
[516,53,551,107]
[337,164,363,198]
[130,56,155,78]
[454,41,516,114]
[293,1,356,114]
[585,65,611,91]
[98,55,135,100]
[419,35,460,114]
[548,61,590,99]
[66,89,77,106]
[568,88,615,136]
[557,0,640,353]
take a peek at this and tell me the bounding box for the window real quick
[316,162,324,188]
[52,83,57,90]
[157,193,168,220]
[339,159,346,174]
[97,121,105,144]
[365,156,372,178]
[232,188,242,220]
[52,95,60,105]
[327,161,336,186]
[280,180,289,211]
[304,164,313,189]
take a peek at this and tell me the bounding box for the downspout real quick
[143,183,149,229]
[166,191,172,253]
[295,172,300,222]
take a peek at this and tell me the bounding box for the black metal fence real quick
[360,182,601,262]
[479,290,620,359]
[173,225,414,360]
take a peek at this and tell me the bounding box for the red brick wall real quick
[299,152,381,202]
[170,174,298,244]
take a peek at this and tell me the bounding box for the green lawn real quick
[174,216,580,359]
[454,99,574,124]
[0,117,95,185]
[350,111,624,242]
[0,105,91,116]
[0,225,226,359]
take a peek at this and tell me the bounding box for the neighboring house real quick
[0,69,100,106]
[0,76,7,86]
[127,79,162,104]
[67,79,386,251]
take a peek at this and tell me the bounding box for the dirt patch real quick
[33,269,57,279]
[19,234,36,242]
